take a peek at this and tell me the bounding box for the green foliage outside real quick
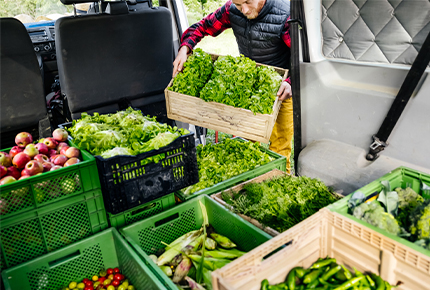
[0,0,72,19]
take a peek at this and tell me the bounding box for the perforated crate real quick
[108,192,176,228]
[0,141,100,220]
[119,194,272,290]
[176,137,287,201]
[1,228,167,290]
[0,189,107,272]
[328,166,430,257]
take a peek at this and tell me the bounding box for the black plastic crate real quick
[92,133,198,214]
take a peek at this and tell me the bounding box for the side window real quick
[321,0,430,66]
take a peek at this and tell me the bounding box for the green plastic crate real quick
[0,189,108,272]
[108,193,176,228]
[176,137,287,201]
[119,194,272,290]
[1,228,166,290]
[328,166,430,256]
[0,141,100,220]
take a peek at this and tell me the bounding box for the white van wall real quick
[297,0,430,194]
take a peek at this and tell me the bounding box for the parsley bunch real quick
[181,138,274,196]
[169,48,213,97]
[222,175,340,233]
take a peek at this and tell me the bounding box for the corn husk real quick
[159,265,173,277]
[172,256,192,283]
[185,276,205,290]
[204,248,245,259]
[210,233,236,248]
[205,237,216,250]
[188,254,231,271]
[158,229,203,266]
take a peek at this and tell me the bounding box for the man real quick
[173,0,294,173]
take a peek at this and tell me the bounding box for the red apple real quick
[52,128,68,142]
[47,149,57,158]
[57,142,69,152]
[0,152,12,167]
[0,165,7,178]
[42,162,54,172]
[21,169,31,176]
[9,146,23,158]
[43,137,58,149]
[15,132,33,148]
[50,165,62,171]
[24,144,39,158]
[65,147,80,159]
[6,167,21,179]
[34,154,49,163]
[64,157,80,167]
[12,152,31,169]
[60,146,70,156]
[24,160,43,176]
[0,176,16,185]
[35,143,49,155]
[19,175,32,180]
[51,154,67,166]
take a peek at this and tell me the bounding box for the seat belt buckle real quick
[366,135,387,161]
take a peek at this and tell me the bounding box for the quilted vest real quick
[229,0,291,69]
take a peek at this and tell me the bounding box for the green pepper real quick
[285,268,296,290]
[340,265,352,280]
[303,268,324,284]
[261,279,270,290]
[366,275,375,287]
[371,274,386,290]
[335,270,347,282]
[384,281,392,290]
[333,276,365,290]
[294,267,307,279]
[309,259,336,269]
[306,277,321,289]
[320,265,341,281]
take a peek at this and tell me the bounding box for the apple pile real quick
[0,129,81,186]
[63,267,135,290]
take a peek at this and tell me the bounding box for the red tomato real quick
[113,267,120,274]
[106,268,114,275]
[84,286,94,290]
[113,273,124,281]
[85,280,93,287]
[111,280,120,287]
[98,277,106,283]
[83,278,90,284]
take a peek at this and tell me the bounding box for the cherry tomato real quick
[112,280,120,287]
[113,274,124,281]
[77,282,85,289]
[106,268,114,275]
[107,274,114,280]
[84,281,93,287]
[102,279,111,286]
[107,286,115,290]
[92,275,98,282]
[113,267,120,274]
[84,286,93,290]
[83,279,90,284]
[98,277,106,283]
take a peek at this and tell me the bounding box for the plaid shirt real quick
[181,0,292,84]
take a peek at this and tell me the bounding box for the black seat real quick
[55,0,174,123]
[0,18,50,147]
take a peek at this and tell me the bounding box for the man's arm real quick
[277,17,292,101]
[172,1,232,77]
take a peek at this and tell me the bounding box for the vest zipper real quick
[247,21,252,59]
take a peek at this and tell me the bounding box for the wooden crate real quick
[212,208,430,290]
[165,54,288,143]
[211,169,286,237]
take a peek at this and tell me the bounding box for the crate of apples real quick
[64,267,135,290]
[0,129,81,186]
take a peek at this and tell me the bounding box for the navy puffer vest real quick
[229,0,291,69]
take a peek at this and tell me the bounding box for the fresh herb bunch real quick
[169,48,213,97]
[222,175,340,233]
[181,138,274,196]
[200,55,282,115]
[67,107,189,158]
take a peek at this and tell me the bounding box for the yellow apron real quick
[269,98,294,173]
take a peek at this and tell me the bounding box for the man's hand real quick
[172,46,190,78]
[277,81,292,101]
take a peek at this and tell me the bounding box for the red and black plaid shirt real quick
[181,1,291,84]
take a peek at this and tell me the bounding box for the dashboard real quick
[27,25,57,62]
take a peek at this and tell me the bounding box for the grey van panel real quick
[298,0,430,193]
[322,0,430,65]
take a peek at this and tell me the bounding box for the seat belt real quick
[366,31,430,161]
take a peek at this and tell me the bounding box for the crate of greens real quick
[212,208,430,290]
[212,169,342,236]
[119,194,272,290]
[2,228,165,290]
[175,137,287,201]
[328,166,430,256]
[64,107,199,214]
[165,49,288,143]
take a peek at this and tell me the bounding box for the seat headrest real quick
[105,1,129,14]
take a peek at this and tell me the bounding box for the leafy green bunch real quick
[67,107,189,158]
[169,48,213,97]
[181,138,274,196]
[222,175,340,233]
